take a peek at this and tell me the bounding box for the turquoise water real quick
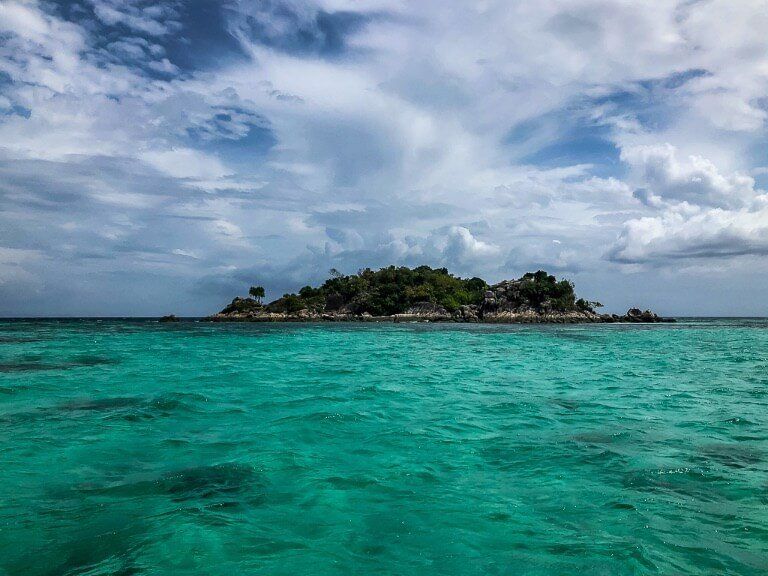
[1,320,767,575]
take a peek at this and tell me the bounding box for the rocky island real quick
[205,266,672,323]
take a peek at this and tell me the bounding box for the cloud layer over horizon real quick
[1,0,768,316]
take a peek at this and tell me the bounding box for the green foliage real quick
[268,294,305,314]
[250,266,594,316]
[248,285,265,303]
[298,285,321,299]
[221,297,261,314]
[324,265,489,315]
[262,265,489,316]
[519,270,577,311]
[576,299,603,313]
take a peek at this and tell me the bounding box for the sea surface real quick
[1,319,767,575]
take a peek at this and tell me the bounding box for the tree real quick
[249,285,265,304]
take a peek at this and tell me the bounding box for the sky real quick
[1,0,768,316]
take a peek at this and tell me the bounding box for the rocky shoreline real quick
[205,274,673,324]
[205,309,671,323]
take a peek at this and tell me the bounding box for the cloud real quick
[609,143,768,263]
[621,144,759,209]
[609,205,768,263]
[442,226,501,266]
[87,0,180,37]
[3,0,768,314]
[228,0,377,58]
[139,148,232,181]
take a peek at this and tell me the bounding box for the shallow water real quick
[1,319,767,575]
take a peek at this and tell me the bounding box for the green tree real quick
[249,285,265,304]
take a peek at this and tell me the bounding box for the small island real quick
[206,266,672,323]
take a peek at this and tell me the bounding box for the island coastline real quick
[204,267,673,324]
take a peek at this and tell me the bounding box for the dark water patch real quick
[413,469,439,483]
[0,397,142,426]
[2,392,209,426]
[608,501,637,510]
[622,467,728,499]
[724,416,755,426]
[161,463,265,502]
[45,540,140,576]
[162,438,194,447]
[0,336,47,343]
[0,361,56,373]
[318,367,358,376]
[70,354,119,366]
[60,392,207,418]
[242,537,310,556]
[5,511,148,576]
[697,443,763,469]
[546,542,590,556]
[546,540,657,571]
[0,354,118,373]
[551,398,580,411]
[59,396,144,412]
[82,463,268,508]
[116,392,210,421]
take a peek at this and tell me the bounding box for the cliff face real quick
[206,274,673,324]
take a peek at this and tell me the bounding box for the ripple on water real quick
[2,319,768,574]
[696,443,764,470]
[570,430,631,445]
[0,354,118,372]
[0,336,47,343]
[622,467,730,500]
[1,392,211,426]
[80,463,268,508]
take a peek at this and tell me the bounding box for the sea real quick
[1,319,766,575]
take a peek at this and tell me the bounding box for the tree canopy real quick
[248,285,265,303]
[267,265,488,315]
[225,266,597,316]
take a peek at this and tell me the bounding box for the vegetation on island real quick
[220,266,602,317]
[248,285,265,304]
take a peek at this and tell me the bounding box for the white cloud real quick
[610,143,768,263]
[621,144,759,209]
[88,0,178,36]
[3,0,768,314]
[610,205,768,263]
[139,149,232,181]
[443,226,500,265]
